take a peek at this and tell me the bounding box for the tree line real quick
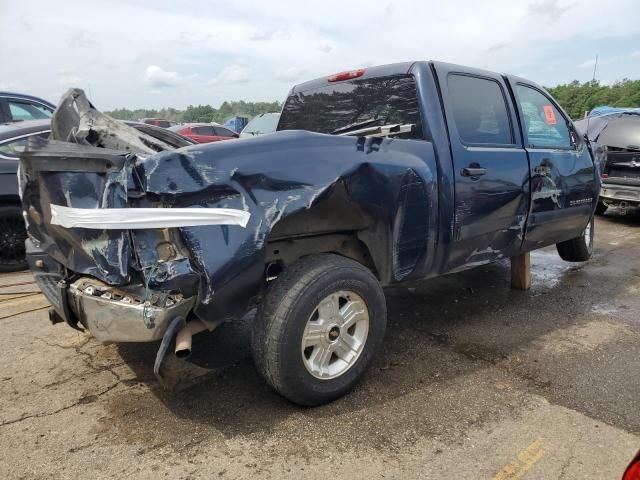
[106,100,282,124]
[546,79,640,119]
[105,79,640,124]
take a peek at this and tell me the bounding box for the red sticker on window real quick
[543,105,556,125]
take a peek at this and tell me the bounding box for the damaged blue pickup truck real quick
[20,61,599,406]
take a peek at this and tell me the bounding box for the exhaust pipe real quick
[175,320,208,358]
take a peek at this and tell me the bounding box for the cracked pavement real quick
[1,210,639,479]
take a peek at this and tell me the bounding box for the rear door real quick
[434,63,530,271]
[508,80,597,249]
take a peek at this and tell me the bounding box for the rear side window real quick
[278,74,423,140]
[192,126,215,135]
[8,100,53,122]
[514,85,571,149]
[447,74,513,145]
[213,126,235,137]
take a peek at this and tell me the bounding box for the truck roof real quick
[290,61,417,94]
[289,60,546,97]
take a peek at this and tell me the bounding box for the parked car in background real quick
[169,122,238,143]
[0,117,194,272]
[224,116,249,133]
[0,92,55,123]
[575,109,640,214]
[239,112,280,138]
[141,118,175,128]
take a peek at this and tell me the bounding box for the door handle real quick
[461,167,487,177]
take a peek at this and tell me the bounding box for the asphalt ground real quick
[1,209,639,479]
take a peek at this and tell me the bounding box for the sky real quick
[1,0,639,111]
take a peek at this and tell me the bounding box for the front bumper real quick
[28,242,195,343]
[600,181,640,206]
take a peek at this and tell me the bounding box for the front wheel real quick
[595,201,607,215]
[251,254,387,406]
[556,216,594,262]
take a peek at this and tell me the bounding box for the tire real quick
[595,201,607,215]
[556,215,594,262]
[0,205,28,273]
[251,254,386,406]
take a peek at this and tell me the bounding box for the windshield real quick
[242,113,280,136]
[278,74,423,139]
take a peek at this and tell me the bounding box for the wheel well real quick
[266,233,378,280]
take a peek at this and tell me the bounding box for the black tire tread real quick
[0,205,28,273]
[251,254,384,405]
[595,201,607,215]
[556,218,593,262]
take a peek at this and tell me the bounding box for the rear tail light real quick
[600,173,609,179]
[328,68,365,82]
[623,453,640,480]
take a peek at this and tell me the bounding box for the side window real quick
[214,127,235,137]
[0,132,49,158]
[447,74,513,145]
[514,85,571,149]
[193,126,215,136]
[8,100,53,122]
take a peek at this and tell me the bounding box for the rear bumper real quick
[600,181,640,205]
[67,278,195,343]
[28,241,195,343]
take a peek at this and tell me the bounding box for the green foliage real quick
[106,100,282,124]
[547,79,640,119]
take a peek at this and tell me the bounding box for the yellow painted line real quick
[492,437,546,480]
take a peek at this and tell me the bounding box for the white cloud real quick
[144,65,180,87]
[0,82,19,91]
[215,64,251,84]
[275,67,306,82]
[250,28,291,42]
[526,0,576,21]
[578,58,597,69]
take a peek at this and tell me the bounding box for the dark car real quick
[22,66,597,407]
[575,111,640,214]
[168,122,238,143]
[141,118,175,128]
[0,118,194,272]
[0,92,55,124]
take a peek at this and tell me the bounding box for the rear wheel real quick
[556,216,594,262]
[251,254,386,406]
[0,205,28,273]
[595,201,607,215]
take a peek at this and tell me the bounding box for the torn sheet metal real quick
[51,88,177,155]
[50,204,250,229]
